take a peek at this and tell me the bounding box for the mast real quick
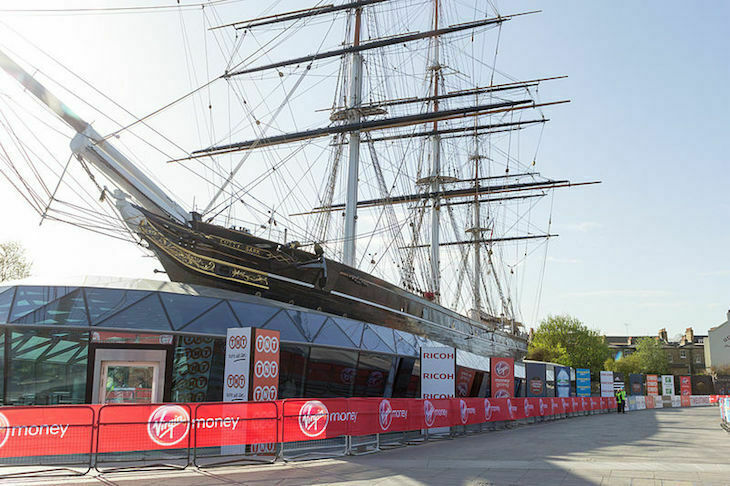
[342,6,363,267]
[471,133,482,313]
[429,0,441,301]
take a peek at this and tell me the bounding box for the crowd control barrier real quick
[2,394,721,477]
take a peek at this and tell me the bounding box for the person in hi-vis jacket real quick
[615,388,627,413]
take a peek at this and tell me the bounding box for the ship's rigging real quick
[0,0,600,334]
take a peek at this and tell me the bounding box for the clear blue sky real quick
[0,1,727,338]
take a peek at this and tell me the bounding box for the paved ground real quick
[7,406,730,486]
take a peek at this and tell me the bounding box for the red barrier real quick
[281,398,350,442]
[96,403,193,453]
[193,401,278,447]
[0,405,94,459]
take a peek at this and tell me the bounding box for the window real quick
[668,354,673,362]
[391,357,420,398]
[680,350,686,359]
[170,335,224,402]
[353,352,393,397]
[6,328,88,405]
[278,344,309,399]
[695,355,702,364]
[304,347,358,397]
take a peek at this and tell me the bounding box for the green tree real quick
[604,353,642,376]
[0,241,31,282]
[526,342,569,364]
[527,314,610,374]
[634,337,669,375]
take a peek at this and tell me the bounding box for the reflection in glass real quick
[7,328,88,405]
[392,357,420,398]
[171,335,223,402]
[353,352,392,397]
[279,344,308,399]
[104,364,154,403]
[305,347,357,397]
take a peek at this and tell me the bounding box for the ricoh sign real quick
[420,347,456,399]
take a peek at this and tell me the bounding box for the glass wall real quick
[279,343,309,399]
[171,335,225,402]
[353,352,393,397]
[304,347,358,397]
[6,328,88,405]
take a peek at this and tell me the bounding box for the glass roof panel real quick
[13,289,89,326]
[0,287,14,323]
[286,310,327,341]
[361,325,395,353]
[229,300,281,328]
[312,318,359,349]
[85,288,151,324]
[179,301,239,334]
[158,292,221,330]
[9,286,77,321]
[94,294,171,331]
[259,310,309,343]
[331,317,364,347]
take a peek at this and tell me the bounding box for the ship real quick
[0,1,597,357]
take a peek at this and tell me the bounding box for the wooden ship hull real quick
[137,208,527,357]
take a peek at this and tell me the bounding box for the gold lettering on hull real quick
[139,220,269,289]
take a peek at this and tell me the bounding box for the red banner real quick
[680,376,691,397]
[281,399,350,442]
[490,357,514,398]
[681,396,691,407]
[0,406,94,458]
[193,402,278,447]
[97,403,193,453]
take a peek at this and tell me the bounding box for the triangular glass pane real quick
[395,331,418,356]
[371,324,396,351]
[0,287,15,323]
[286,310,326,341]
[331,317,364,347]
[361,325,394,353]
[14,289,89,326]
[259,309,308,342]
[9,286,77,321]
[179,301,239,334]
[313,319,358,348]
[229,300,281,328]
[159,292,220,330]
[85,288,151,324]
[95,294,172,331]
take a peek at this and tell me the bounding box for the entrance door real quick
[92,349,167,404]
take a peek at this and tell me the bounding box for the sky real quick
[0,0,727,338]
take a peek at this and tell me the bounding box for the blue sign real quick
[576,368,591,397]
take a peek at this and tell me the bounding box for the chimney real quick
[685,327,694,343]
[658,328,668,342]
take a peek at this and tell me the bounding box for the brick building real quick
[605,327,706,375]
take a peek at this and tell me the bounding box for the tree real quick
[526,342,569,364]
[634,337,669,375]
[0,241,31,282]
[604,353,642,376]
[527,314,610,374]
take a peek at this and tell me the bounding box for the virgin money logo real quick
[539,398,548,415]
[379,399,393,430]
[494,360,510,377]
[147,405,190,447]
[551,400,559,413]
[379,399,406,431]
[368,371,384,387]
[494,389,510,399]
[298,401,329,438]
[506,399,517,418]
[459,399,476,424]
[524,400,535,417]
[580,397,587,409]
[423,400,448,427]
[0,413,9,449]
[424,400,436,427]
[484,399,500,420]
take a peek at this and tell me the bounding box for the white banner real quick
[662,375,675,396]
[224,327,252,402]
[690,395,710,407]
[671,396,681,408]
[600,371,614,397]
[421,347,455,399]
